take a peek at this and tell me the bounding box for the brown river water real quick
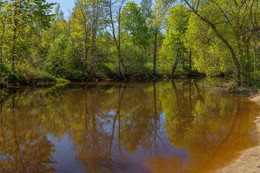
[0,79,259,173]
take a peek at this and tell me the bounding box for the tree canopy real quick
[0,0,259,85]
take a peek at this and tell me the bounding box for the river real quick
[0,79,259,173]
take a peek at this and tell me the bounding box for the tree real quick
[147,0,169,75]
[160,4,190,77]
[71,0,109,77]
[121,2,150,48]
[46,35,75,78]
[0,2,7,79]
[109,0,127,79]
[71,0,95,74]
[140,0,152,20]
[5,0,55,73]
[181,0,260,84]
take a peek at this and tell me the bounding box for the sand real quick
[216,94,260,173]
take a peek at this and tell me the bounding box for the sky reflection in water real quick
[0,80,259,173]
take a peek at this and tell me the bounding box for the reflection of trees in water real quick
[68,84,163,172]
[163,80,258,172]
[0,81,258,173]
[0,96,56,173]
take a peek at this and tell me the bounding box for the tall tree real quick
[161,4,190,77]
[71,0,108,76]
[181,0,259,84]
[71,0,94,74]
[147,0,169,75]
[121,2,150,48]
[6,0,55,73]
[109,0,127,79]
[140,0,152,20]
[0,2,7,78]
[89,0,108,71]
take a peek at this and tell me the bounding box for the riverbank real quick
[216,93,260,173]
[0,70,207,87]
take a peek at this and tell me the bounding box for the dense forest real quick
[0,0,259,85]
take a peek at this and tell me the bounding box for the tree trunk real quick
[0,40,3,78]
[12,33,16,73]
[189,50,192,71]
[118,49,122,79]
[172,48,180,77]
[244,37,251,83]
[91,3,98,68]
[0,19,5,78]
[189,81,192,113]
[84,33,89,74]
[12,17,17,73]
[254,46,256,73]
[118,50,127,80]
[118,12,122,79]
[109,0,127,80]
[153,28,158,75]
[91,29,96,66]
[182,54,185,72]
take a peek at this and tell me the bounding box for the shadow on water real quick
[0,79,259,173]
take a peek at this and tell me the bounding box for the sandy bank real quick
[251,95,260,105]
[216,93,260,173]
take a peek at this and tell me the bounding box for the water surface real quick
[0,80,259,173]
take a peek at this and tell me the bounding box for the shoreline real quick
[216,93,260,173]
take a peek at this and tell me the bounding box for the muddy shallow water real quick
[0,80,259,173]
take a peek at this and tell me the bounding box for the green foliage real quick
[185,13,234,76]
[7,62,56,84]
[47,35,79,79]
[0,0,259,85]
[182,0,260,84]
[121,2,151,47]
[159,4,190,76]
